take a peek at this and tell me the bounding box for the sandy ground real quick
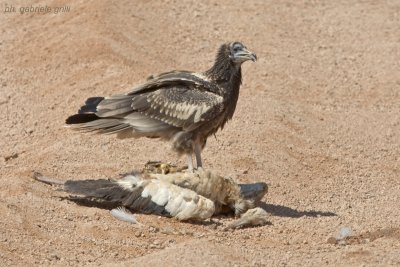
[1,0,400,266]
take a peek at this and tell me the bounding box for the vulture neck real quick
[204,49,243,122]
[204,52,242,97]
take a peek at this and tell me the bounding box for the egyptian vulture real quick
[66,42,257,170]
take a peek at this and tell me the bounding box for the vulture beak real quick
[235,47,257,63]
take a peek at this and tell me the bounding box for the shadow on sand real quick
[61,196,120,210]
[259,202,337,218]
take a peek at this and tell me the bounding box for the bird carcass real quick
[34,164,268,228]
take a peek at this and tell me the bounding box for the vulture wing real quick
[68,72,224,135]
[63,173,215,221]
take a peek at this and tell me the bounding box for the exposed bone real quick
[33,172,65,185]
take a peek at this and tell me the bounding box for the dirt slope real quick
[1,0,399,266]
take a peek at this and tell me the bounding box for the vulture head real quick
[207,41,257,82]
[215,42,257,66]
[228,42,257,64]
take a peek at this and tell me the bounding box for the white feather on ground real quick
[110,207,141,225]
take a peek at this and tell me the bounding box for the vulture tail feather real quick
[66,113,99,124]
[79,97,104,113]
[66,97,104,124]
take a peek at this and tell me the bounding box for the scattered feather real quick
[111,207,141,225]
[336,227,353,240]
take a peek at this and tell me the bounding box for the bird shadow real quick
[60,196,121,210]
[259,202,337,218]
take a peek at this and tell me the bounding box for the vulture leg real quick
[194,143,203,169]
[187,154,194,172]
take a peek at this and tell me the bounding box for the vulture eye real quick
[233,45,242,52]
